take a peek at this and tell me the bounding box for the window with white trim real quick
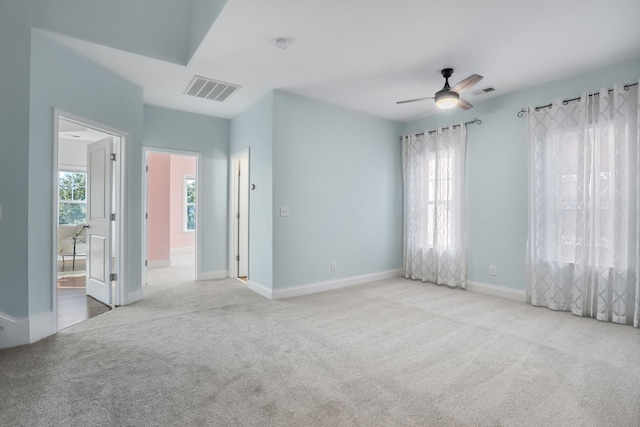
[549,126,614,266]
[426,156,453,248]
[184,176,196,231]
[58,171,86,225]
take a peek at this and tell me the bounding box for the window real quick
[184,176,196,231]
[426,156,453,248]
[550,127,613,266]
[58,171,86,225]
[402,128,467,287]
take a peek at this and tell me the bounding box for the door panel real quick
[238,157,249,277]
[86,137,112,305]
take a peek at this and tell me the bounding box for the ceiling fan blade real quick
[451,74,483,94]
[457,98,473,110]
[396,96,434,105]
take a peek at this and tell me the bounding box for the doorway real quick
[229,149,250,282]
[54,112,125,330]
[143,149,200,286]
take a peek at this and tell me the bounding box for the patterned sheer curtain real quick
[402,124,466,288]
[527,82,639,327]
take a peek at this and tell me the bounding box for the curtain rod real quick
[517,82,638,117]
[399,118,482,141]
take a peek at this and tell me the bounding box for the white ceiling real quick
[59,119,110,143]
[46,0,640,123]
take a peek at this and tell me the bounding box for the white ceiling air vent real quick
[472,86,496,96]
[185,75,240,102]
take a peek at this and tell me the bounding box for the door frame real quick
[141,147,202,285]
[52,109,127,330]
[228,148,250,280]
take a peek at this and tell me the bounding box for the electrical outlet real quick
[280,207,289,217]
[489,266,497,276]
[330,261,337,271]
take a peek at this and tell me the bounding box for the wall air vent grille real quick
[185,76,240,102]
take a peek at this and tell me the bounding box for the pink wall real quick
[147,153,171,262]
[170,154,197,249]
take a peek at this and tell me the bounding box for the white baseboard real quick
[0,312,30,349]
[466,281,526,302]
[198,270,228,281]
[272,269,402,300]
[171,247,195,254]
[148,259,171,268]
[124,287,143,305]
[0,310,57,350]
[29,311,55,343]
[247,280,273,300]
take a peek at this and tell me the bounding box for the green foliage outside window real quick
[186,178,196,230]
[59,172,87,225]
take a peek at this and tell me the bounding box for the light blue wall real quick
[0,1,229,324]
[188,0,228,62]
[403,56,640,291]
[31,0,191,65]
[230,93,274,288]
[0,2,32,318]
[272,91,403,289]
[29,30,145,316]
[143,105,230,274]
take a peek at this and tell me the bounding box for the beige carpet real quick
[1,277,638,426]
[146,247,195,286]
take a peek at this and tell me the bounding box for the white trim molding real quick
[0,310,56,350]
[466,281,526,302]
[199,270,228,281]
[247,280,273,300]
[0,312,30,349]
[148,260,171,268]
[123,287,143,305]
[29,311,56,343]
[171,247,196,254]
[271,269,402,300]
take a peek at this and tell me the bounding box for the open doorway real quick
[229,149,250,282]
[144,149,199,286]
[54,113,125,330]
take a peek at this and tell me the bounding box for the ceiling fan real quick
[397,68,483,110]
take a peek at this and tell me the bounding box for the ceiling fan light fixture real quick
[435,90,459,109]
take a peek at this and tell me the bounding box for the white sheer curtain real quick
[527,82,639,327]
[402,124,466,288]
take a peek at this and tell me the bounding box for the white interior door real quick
[86,137,112,304]
[238,157,249,277]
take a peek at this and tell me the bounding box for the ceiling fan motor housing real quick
[441,68,454,79]
[441,68,454,88]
